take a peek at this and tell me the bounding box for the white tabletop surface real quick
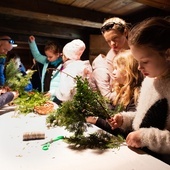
[0,105,169,170]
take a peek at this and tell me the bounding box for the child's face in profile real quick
[131,45,169,78]
[112,64,126,85]
[45,50,60,62]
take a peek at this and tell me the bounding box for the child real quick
[28,36,62,101]
[86,49,143,137]
[55,39,92,102]
[108,17,170,156]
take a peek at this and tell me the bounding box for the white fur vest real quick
[121,76,170,154]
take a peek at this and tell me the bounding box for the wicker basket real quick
[34,101,54,115]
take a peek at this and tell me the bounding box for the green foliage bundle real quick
[47,76,113,134]
[5,59,48,114]
[47,76,124,149]
[5,60,34,94]
[14,91,48,114]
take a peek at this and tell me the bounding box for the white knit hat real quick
[63,39,86,60]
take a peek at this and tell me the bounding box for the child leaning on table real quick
[108,17,170,155]
[86,49,144,137]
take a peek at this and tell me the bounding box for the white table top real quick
[0,106,169,170]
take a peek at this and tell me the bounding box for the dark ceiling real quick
[0,0,169,50]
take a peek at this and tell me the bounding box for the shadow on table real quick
[128,146,170,165]
[0,105,16,115]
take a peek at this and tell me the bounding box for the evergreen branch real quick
[46,76,124,149]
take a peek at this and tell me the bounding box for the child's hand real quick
[12,91,19,99]
[44,92,51,99]
[107,113,123,129]
[126,130,142,148]
[29,35,35,42]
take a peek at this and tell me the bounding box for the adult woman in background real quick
[92,17,130,102]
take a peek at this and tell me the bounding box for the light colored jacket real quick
[28,40,62,100]
[120,76,170,154]
[56,60,92,101]
[105,48,115,72]
[92,54,116,101]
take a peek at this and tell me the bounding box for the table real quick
[0,106,169,170]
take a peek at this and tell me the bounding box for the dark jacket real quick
[0,92,14,108]
[0,57,6,86]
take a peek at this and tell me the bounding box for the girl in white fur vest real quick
[108,17,170,157]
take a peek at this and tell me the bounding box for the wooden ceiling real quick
[0,0,169,49]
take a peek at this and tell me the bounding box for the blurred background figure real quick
[0,36,14,86]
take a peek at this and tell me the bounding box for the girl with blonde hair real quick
[86,49,143,137]
[112,49,143,110]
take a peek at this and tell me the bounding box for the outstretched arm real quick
[28,35,47,64]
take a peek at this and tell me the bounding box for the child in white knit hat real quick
[62,39,85,61]
[55,39,93,102]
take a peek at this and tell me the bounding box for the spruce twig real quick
[46,76,124,149]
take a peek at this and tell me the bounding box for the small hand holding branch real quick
[107,113,142,148]
[107,113,123,129]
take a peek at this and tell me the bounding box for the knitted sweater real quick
[121,76,170,154]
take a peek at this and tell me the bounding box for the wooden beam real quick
[0,7,102,29]
[0,0,111,28]
[133,0,170,11]
[0,16,88,39]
